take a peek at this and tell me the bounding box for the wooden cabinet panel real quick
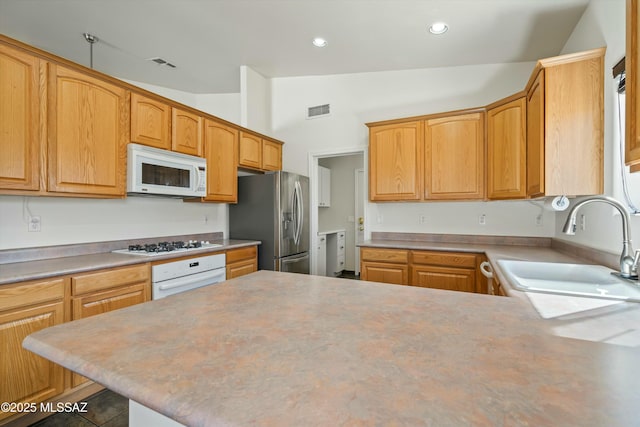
[361,261,409,285]
[627,0,640,166]
[0,279,66,421]
[411,251,476,268]
[487,97,527,200]
[361,248,409,263]
[527,71,545,197]
[172,108,202,156]
[262,139,282,171]
[226,246,258,279]
[130,93,171,150]
[239,132,263,169]
[424,112,485,200]
[0,44,42,192]
[72,264,150,295]
[411,265,476,293]
[226,246,257,264]
[47,64,127,196]
[203,119,238,202]
[368,121,423,201]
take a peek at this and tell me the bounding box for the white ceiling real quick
[0,0,590,94]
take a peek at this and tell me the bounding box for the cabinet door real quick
[226,259,258,279]
[172,108,202,156]
[527,70,545,197]
[627,0,640,166]
[262,139,282,171]
[203,119,238,202]
[318,166,331,207]
[0,44,42,191]
[361,261,409,285]
[239,132,263,169]
[47,64,127,196]
[411,265,476,293]
[130,93,171,150]
[369,121,423,201]
[424,112,485,200]
[317,235,327,276]
[487,97,526,200]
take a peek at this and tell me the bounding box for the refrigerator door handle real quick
[294,181,303,246]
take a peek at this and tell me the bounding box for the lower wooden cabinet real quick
[360,247,486,294]
[70,264,150,387]
[226,246,258,279]
[0,278,67,422]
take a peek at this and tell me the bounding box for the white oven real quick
[127,143,206,198]
[152,253,226,299]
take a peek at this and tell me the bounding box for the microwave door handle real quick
[194,165,204,193]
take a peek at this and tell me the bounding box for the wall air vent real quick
[306,103,331,119]
[147,57,177,68]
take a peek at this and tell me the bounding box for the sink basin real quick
[497,260,640,302]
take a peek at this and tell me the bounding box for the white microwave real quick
[127,143,207,197]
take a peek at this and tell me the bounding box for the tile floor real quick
[338,270,360,280]
[29,390,127,427]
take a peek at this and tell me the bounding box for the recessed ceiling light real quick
[429,22,448,35]
[312,37,328,47]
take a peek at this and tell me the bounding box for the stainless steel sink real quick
[497,260,640,302]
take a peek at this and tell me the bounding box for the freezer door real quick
[277,252,310,274]
[278,172,309,257]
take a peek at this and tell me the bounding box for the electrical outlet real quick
[419,215,427,224]
[377,214,383,224]
[478,214,486,225]
[580,214,586,231]
[536,214,543,226]
[28,215,41,232]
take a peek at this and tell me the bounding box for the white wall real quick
[240,66,271,134]
[271,62,557,238]
[554,0,630,254]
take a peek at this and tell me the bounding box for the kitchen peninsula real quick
[24,270,640,426]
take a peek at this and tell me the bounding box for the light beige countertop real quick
[0,239,261,285]
[24,270,640,426]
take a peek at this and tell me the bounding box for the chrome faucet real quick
[562,196,640,278]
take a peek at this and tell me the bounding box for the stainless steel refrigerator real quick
[229,171,309,274]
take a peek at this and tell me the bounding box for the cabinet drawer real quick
[72,264,150,295]
[226,246,257,264]
[411,250,477,268]
[361,248,409,263]
[0,278,66,311]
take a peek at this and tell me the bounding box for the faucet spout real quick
[562,196,636,278]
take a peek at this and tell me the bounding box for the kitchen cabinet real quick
[172,108,202,156]
[316,234,327,276]
[202,119,238,203]
[226,246,258,279]
[0,278,67,422]
[0,43,42,192]
[525,48,604,197]
[368,120,423,201]
[486,96,527,200]
[627,0,640,167]
[70,264,151,387]
[326,230,346,276]
[47,64,128,197]
[410,251,477,293]
[130,92,171,150]
[238,132,283,171]
[360,248,410,285]
[424,111,485,200]
[318,165,331,207]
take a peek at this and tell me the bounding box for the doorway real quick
[308,148,367,276]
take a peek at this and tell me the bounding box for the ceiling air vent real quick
[306,103,331,119]
[147,57,177,68]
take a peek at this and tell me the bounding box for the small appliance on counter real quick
[229,171,309,274]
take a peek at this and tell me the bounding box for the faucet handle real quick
[633,250,640,273]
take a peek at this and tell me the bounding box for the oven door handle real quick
[157,269,226,291]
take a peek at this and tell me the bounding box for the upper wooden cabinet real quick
[368,121,423,201]
[172,108,202,156]
[203,119,238,203]
[238,131,283,171]
[487,96,527,200]
[130,93,171,150]
[424,111,485,200]
[525,48,604,197]
[0,44,42,192]
[627,0,640,167]
[48,64,128,197]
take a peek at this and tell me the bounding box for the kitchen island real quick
[24,270,640,426]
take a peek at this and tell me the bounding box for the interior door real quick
[355,169,365,275]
